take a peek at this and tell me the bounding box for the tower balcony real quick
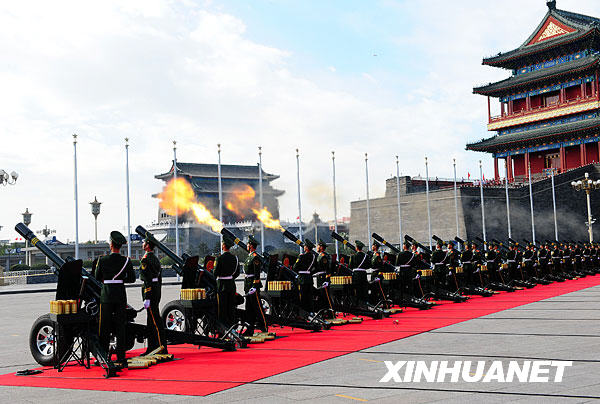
[488,95,599,131]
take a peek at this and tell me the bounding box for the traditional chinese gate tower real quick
[469,0,600,182]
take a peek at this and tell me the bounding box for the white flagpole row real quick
[365,153,371,246]
[259,146,265,254]
[125,138,132,257]
[73,134,79,260]
[332,151,339,256]
[218,144,223,253]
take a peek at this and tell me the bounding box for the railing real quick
[489,94,597,124]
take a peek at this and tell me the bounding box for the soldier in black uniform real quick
[94,231,136,367]
[140,235,167,354]
[293,239,316,312]
[214,237,240,327]
[315,240,331,286]
[243,235,267,336]
[349,240,369,302]
[430,240,447,291]
[460,242,475,287]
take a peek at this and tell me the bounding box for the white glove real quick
[322,281,329,287]
[448,271,453,276]
[248,287,256,295]
[143,299,151,309]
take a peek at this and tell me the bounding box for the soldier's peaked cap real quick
[355,240,365,249]
[143,233,156,248]
[318,239,327,248]
[110,231,127,247]
[247,235,259,247]
[222,236,235,249]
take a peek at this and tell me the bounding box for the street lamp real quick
[571,172,600,242]
[37,226,56,266]
[90,196,101,244]
[22,208,32,266]
[0,170,18,186]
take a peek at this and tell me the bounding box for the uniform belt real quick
[487,260,495,263]
[507,260,516,263]
[353,268,366,272]
[103,280,123,284]
[299,271,311,274]
[400,265,411,268]
[462,261,471,264]
[314,271,326,276]
[245,274,255,278]
[584,255,590,257]
[217,276,233,280]
[434,263,445,266]
[152,278,159,282]
[523,259,531,262]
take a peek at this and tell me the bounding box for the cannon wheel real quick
[260,293,273,316]
[161,301,188,332]
[29,314,72,366]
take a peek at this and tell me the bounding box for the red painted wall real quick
[513,98,527,112]
[530,95,542,109]
[565,86,580,101]
[586,143,599,164]
[530,151,545,173]
[565,145,581,169]
[513,154,525,176]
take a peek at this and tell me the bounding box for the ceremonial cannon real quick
[135,226,247,347]
[328,231,389,318]
[371,233,433,309]
[404,235,467,303]
[220,228,328,331]
[17,223,235,376]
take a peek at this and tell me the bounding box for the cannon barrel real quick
[454,236,465,245]
[331,231,356,251]
[281,228,305,247]
[404,234,432,254]
[432,234,444,243]
[16,222,65,268]
[135,226,216,290]
[221,228,298,280]
[371,232,400,253]
[135,225,184,272]
[15,222,102,294]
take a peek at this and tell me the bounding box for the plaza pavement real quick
[1,283,600,403]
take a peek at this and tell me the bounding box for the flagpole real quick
[505,159,512,239]
[125,138,132,257]
[365,153,371,246]
[73,134,79,260]
[258,146,265,254]
[479,160,487,250]
[425,157,432,251]
[218,144,223,253]
[551,169,558,241]
[173,141,179,256]
[332,151,339,256]
[528,163,536,244]
[296,149,303,250]
[396,156,402,246]
[453,158,460,249]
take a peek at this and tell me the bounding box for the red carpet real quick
[1,276,599,396]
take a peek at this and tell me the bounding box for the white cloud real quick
[0,0,597,243]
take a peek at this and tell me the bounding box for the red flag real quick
[483,174,486,181]
[467,172,470,179]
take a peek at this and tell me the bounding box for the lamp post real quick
[37,226,56,266]
[571,172,600,243]
[0,170,18,186]
[90,196,101,243]
[22,208,32,266]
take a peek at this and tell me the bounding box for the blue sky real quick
[0,0,598,242]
